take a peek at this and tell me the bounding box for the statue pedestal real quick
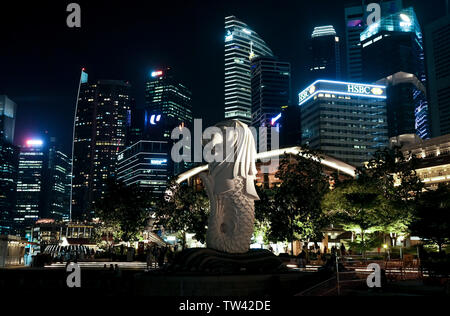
[164,248,286,274]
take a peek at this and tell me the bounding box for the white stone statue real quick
[200,120,260,254]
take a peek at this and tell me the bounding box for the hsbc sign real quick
[348,84,372,94]
[298,80,386,106]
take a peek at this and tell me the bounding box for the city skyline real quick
[1,0,445,155]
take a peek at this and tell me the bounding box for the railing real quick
[296,256,424,296]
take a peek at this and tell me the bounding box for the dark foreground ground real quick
[0,265,447,296]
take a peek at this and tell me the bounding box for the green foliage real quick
[323,146,423,249]
[263,149,330,248]
[347,233,383,255]
[322,178,387,236]
[410,185,450,253]
[254,185,275,244]
[155,179,209,247]
[94,179,152,243]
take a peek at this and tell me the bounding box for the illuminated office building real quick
[117,140,169,195]
[14,137,71,234]
[144,68,192,139]
[224,15,274,124]
[72,73,131,220]
[0,95,18,235]
[310,25,341,80]
[299,80,388,166]
[143,68,193,176]
[344,0,403,81]
[15,140,45,233]
[361,7,430,139]
[45,146,71,222]
[425,14,450,137]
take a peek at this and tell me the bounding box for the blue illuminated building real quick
[299,80,388,166]
[116,140,170,195]
[344,0,403,82]
[360,7,430,139]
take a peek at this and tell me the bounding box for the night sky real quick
[0,0,446,154]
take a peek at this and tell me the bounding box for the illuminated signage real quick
[151,70,163,77]
[150,158,167,165]
[150,114,161,125]
[271,113,282,126]
[26,139,43,147]
[298,80,386,106]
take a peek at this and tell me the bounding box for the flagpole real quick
[69,67,85,222]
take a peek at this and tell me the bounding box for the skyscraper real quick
[144,68,193,139]
[310,25,341,80]
[0,95,18,235]
[344,0,403,81]
[14,137,71,234]
[144,68,193,176]
[0,95,17,144]
[15,139,45,233]
[376,72,428,138]
[44,145,71,222]
[224,15,274,124]
[361,7,430,139]
[117,140,170,195]
[251,56,291,127]
[299,80,388,166]
[72,72,131,220]
[425,13,450,137]
[250,56,290,151]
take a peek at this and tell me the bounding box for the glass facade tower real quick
[361,7,430,139]
[224,15,274,124]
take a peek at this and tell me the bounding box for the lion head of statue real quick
[205,119,259,200]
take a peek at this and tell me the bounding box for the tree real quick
[410,185,450,253]
[254,185,276,245]
[359,147,423,245]
[323,146,424,254]
[266,150,330,255]
[94,179,151,245]
[155,179,209,249]
[322,178,387,256]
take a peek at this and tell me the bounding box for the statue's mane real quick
[213,120,257,180]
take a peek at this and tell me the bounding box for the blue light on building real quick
[360,7,421,43]
[298,80,387,106]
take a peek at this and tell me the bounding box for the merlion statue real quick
[200,120,259,254]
